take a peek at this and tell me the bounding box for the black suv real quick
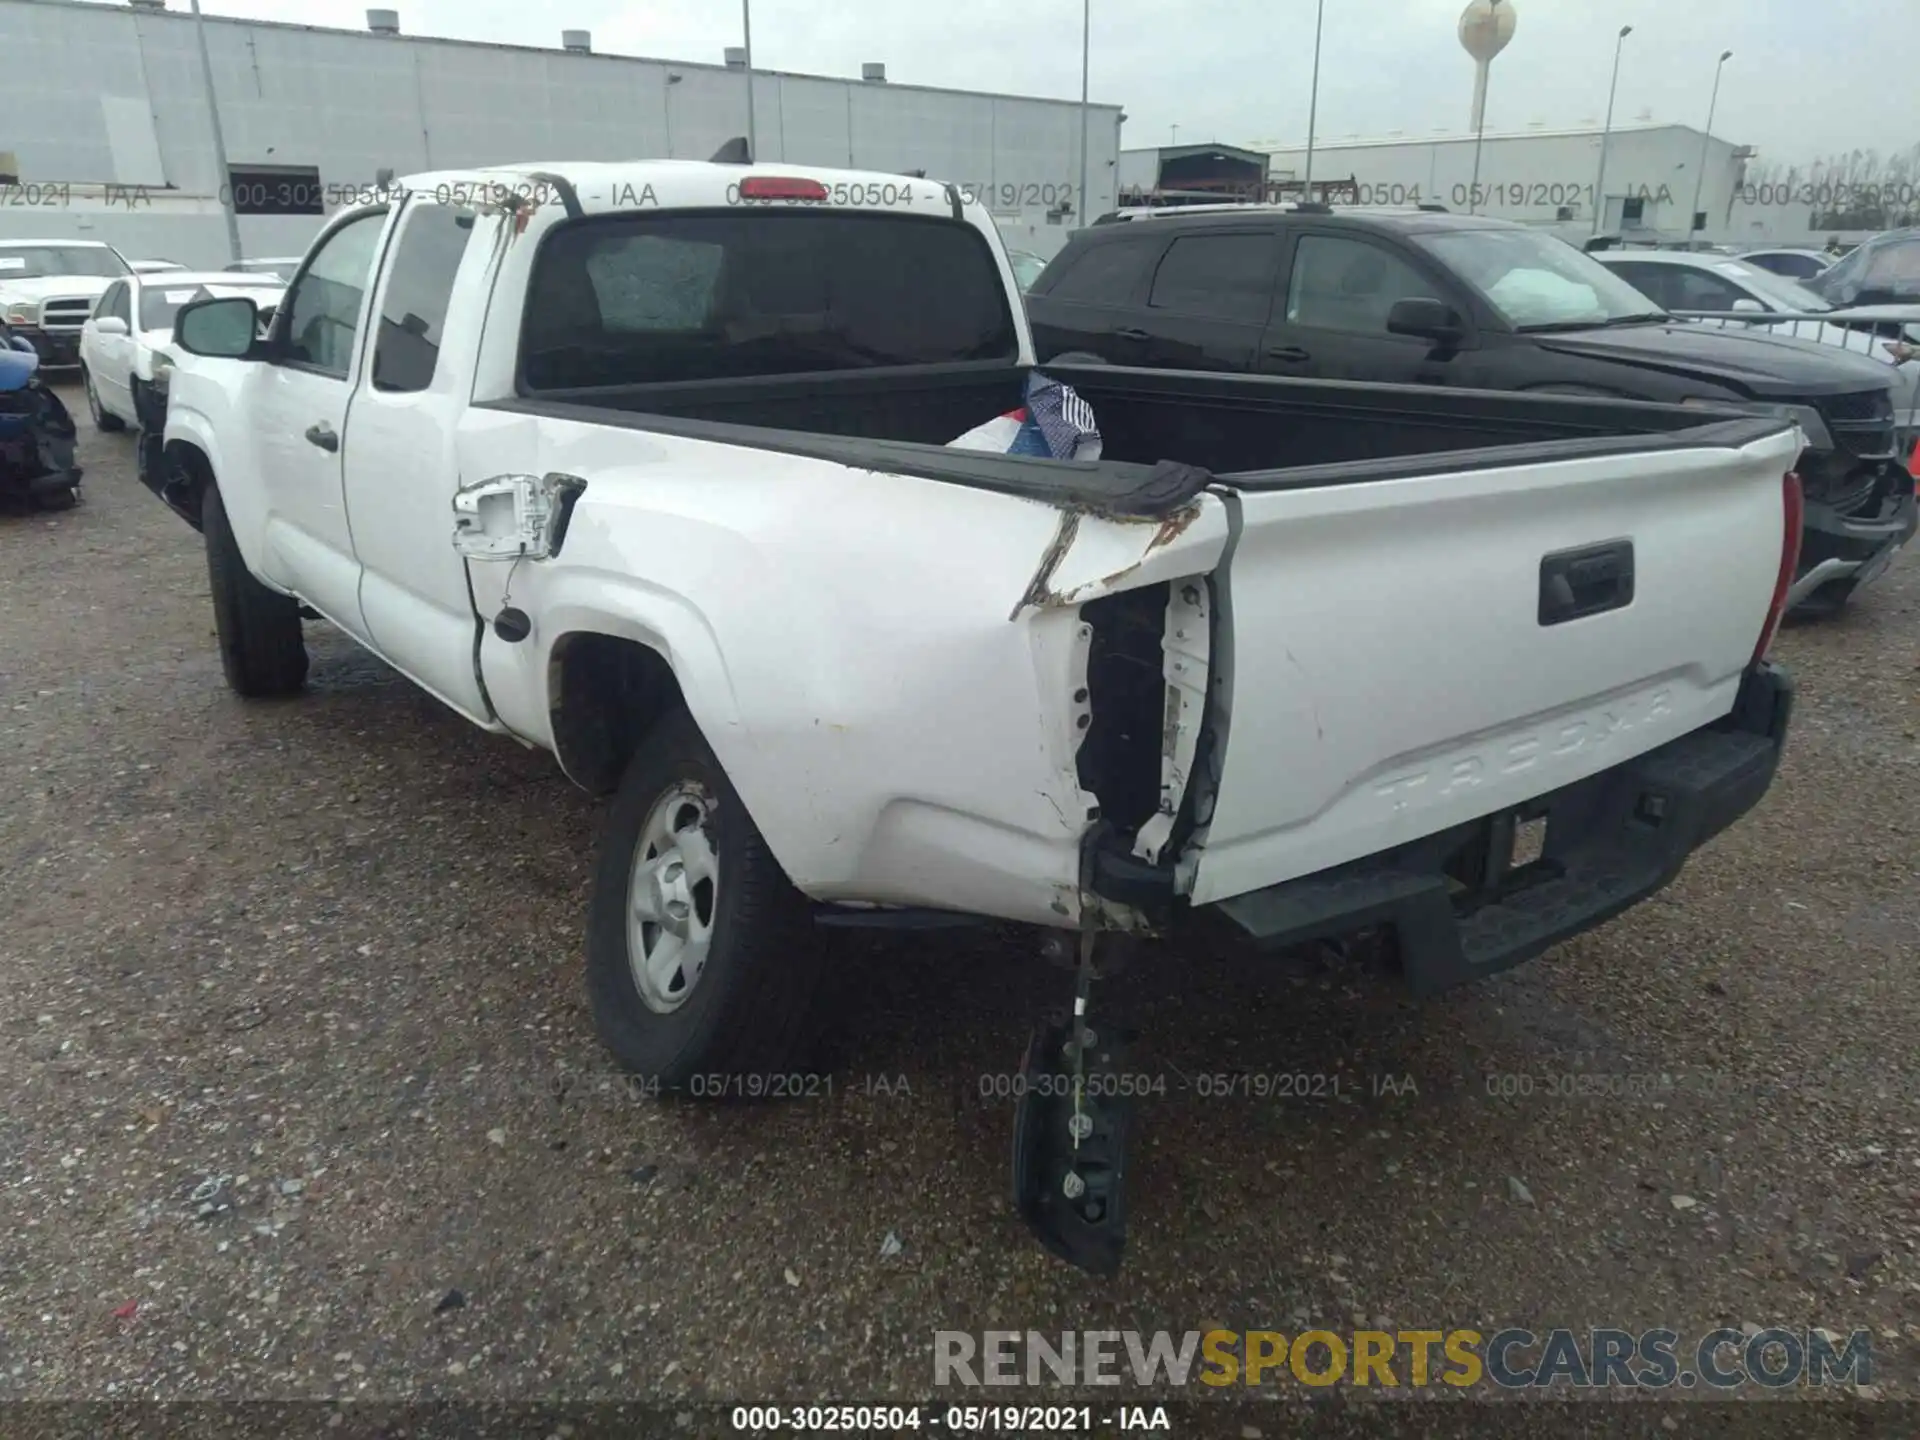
[1027,206,1916,614]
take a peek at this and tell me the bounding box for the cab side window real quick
[1146,234,1279,320]
[1045,240,1158,303]
[372,204,476,393]
[1286,235,1441,334]
[1607,263,1680,310]
[280,210,388,378]
[1668,268,1749,311]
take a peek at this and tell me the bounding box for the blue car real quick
[0,318,82,511]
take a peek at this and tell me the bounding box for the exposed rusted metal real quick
[1146,503,1203,553]
[1009,509,1083,622]
[1014,501,1207,617]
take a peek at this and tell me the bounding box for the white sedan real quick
[1596,249,1920,446]
[78,271,284,432]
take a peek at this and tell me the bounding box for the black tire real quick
[202,483,308,697]
[82,368,126,432]
[586,704,828,1089]
[35,485,79,512]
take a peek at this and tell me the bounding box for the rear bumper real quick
[0,462,82,498]
[1213,663,1794,996]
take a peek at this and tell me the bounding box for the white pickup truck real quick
[157,159,1802,1272]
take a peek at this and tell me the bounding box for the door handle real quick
[1539,540,1635,626]
[1265,345,1311,362]
[1114,326,1151,342]
[304,423,339,453]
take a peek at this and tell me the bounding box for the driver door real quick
[240,207,394,638]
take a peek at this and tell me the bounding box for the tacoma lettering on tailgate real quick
[1373,687,1675,806]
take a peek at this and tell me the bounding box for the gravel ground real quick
[3,396,1918,1428]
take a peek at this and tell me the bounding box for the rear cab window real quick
[517,210,1019,390]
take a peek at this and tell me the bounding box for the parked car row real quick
[78,270,286,433]
[1025,202,1917,616]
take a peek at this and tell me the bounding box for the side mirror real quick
[1386,296,1465,342]
[1730,297,1767,314]
[176,295,263,359]
[93,315,129,337]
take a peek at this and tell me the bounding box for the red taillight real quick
[1752,470,1804,666]
[737,176,828,202]
[1908,436,1920,485]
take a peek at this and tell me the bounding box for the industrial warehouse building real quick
[0,0,1122,267]
[1254,124,1758,243]
[1122,124,1769,244]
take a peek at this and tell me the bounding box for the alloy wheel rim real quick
[625,782,720,1014]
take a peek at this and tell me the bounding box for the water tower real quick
[1459,0,1517,132]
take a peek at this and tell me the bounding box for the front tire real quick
[586,705,828,1089]
[203,483,308,697]
[82,367,126,432]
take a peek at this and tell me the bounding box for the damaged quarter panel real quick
[455,405,1233,928]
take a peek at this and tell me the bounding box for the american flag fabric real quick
[944,378,1103,461]
[1025,373,1103,461]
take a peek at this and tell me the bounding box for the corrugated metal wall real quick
[1260,127,1753,242]
[0,0,1121,267]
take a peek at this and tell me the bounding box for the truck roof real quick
[391,160,975,218]
[0,238,118,248]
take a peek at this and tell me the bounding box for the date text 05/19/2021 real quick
[729,1405,1171,1433]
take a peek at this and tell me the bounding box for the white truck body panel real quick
[162,159,1796,932]
[1188,429,1798,904]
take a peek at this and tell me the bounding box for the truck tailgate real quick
[1185,427,1801,907]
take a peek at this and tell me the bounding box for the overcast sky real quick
[93,0,1917,165]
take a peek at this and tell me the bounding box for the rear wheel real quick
[202,483,308,696]
[82,367,125,432]
[586,704,829,1090]
[34,485,79,512]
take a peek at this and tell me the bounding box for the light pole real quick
[1078,0,1091,227]
[1689,49,1733,249]
[188,0,242,264]
[1590,24,1631,236]
[741,0,758,162]
[1303,0,1325,201]
[664,73,682,157]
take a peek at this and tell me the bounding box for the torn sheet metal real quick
[1134,578,1211,864]
[1009,498,1229,622]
